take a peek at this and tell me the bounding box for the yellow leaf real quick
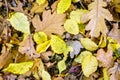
[41,70,51,80]
[36,0,46,5]
[64,19,79,35]
[103,68,110,80]
[36,40,50,53]
[33,32,47,44]
[8,12,30,34]
[80,38,98,51]
[57,0,71,14]
[82,55,98,77]
[58,59,66,73]
[98,34,107,48]
[50,35,67,54]
[3,61,33,74]
[74,51,92,63]
[70,9,88,23]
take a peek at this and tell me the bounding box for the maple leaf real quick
[18,35,37,57]
[32,10,65,37]
[81,0,113,37]
[108,23,120,44]
[96,49,113,67]
[108,62,120,80]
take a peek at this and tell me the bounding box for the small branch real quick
[4,0,8,18]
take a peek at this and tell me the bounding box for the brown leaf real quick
[18,35,37,57]
[82,0,113,37]
[41,51,52,62]
[108,62,120,80]
[96,49,113,67]
[108,23,120,44]
[32,10,65,37]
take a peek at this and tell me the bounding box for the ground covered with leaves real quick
[0,0,120,80]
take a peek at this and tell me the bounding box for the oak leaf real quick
[96,49,113,67]
[32,10,65,37]
[81,0,113,37]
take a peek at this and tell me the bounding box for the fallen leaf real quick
[32,10,65,36]
[82,54,98,77]
[108,62,120,80]
[36,0,46,5]
[81,0,113,37]
[66,40,83,58]
[57,0,71,14]
[58,58,66,73]
[8,12,30,34]
[108,23,120,44]
[103,68,110,80]
[50,35,67,54]
[3,61,33,74]
[18,35,36,56]
[96,49,113,67]
[41,70,51,80]
[64,19,79,35]
[80,38,98,51]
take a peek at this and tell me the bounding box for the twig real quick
[4,0,8,18]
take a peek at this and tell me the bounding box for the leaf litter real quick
[0,0,120,79]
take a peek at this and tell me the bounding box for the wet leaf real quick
[74,51,92,63]
[96,49,113,67]
[80,38,98,51]
[64,19,79,35]
[50,35,67,54]
[33,32,47,44]
[3,61,33,74]
[8,12,30,34]
[82,54,98,77]
[57,0,71,14]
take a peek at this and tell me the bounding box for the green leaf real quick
[36,40,50,53]
[8,12,30,34]
[74,51,92,63]
[33,32,47,44]
[50,35,67,54]
[103,68,109,80]
[41,70,51,80]
[3,61,33,74]
[36,0,46,5]
[58,59,66,73]
[80,38,98,51]
[64,19,79,34]
[82,55,98,77]
[57,0,71,14]
[70,9,88,23]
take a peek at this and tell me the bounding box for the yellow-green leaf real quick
[33,32,47,44]
[8,12,30,34]
[64,19,79,35]
[74,51,92,63]
[41,70,51,80]
[36,0,46,5]
[58,59,66,73]
[82,55,98,77]
[57,0,71,14]
[70,9,88,23]
[3,61,33,74]
[50,35,67,54]
[80,38,98,51]
[103,68,109,80]
[36,40,50,53]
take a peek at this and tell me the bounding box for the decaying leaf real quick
[96,49,113,67]
[3,61,33,74]
[108,23,120,44]
[18,35,37,56]
[81,0,113,37]
[8,12,30,34]
[32,10,65,37]
[80,38,98,51]
[82,54,98,77]
[108,62,120,80]
[50,35,67,54]
[57,0,71,14]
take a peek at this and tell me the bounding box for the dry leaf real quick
[82,0,113,37]
[108,62,120,80]
[32,10,65,36]
[41,51,52,62]
[96,49,113,67]
[18,35,37,57]
[108,23,120,44]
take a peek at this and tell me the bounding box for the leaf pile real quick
[0,0,120,80]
